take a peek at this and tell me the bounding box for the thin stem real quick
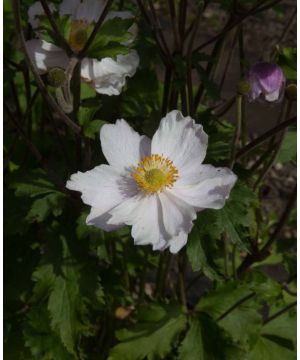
[177,255,187,310]
[186,4,203,115]
[78,0,114,58]
[236,116,296,160]
[160,252,172,298]
[136,0,170,66]
[237,186,296,277]
[229,95,242,168]
[194,0,283,53]
[223,234,229,278]
[168,0,179,50]
[263,301,296,325]
[12,0,81,134]
[271,8,296,60]
[40,0,73,55]
[232,245,237,280]
[161,67,173,116]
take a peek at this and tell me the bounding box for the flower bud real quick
[47,67,67,88]
[237,79,251,95]
[246,62,285,103]
[285,84,297,101]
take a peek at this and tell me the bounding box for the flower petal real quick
[151,110,208,177]
[80,50,139,95]
[169,232,189,254]
[66,164,137,230]
[25,39,69,73]
[158,191,196,236]
[59,0,79,17]
[108,195,162,246]
[100,119,150,170]
[170,165,237,210]
[86,207,123,231]
[28,2,56,29]
[264,88,280,102]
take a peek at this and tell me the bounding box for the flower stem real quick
[236,116,296,160]
[229,94,242,169]
[177,255,187,311]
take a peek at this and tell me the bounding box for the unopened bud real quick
[237,80,251,95]
[285,84,297,101]
[47,67,66,88]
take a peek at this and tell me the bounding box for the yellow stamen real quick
[68,20,88,52]
[132,154,178,194]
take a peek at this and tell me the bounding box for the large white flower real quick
[66,111,237,254]
[26,0,139,96]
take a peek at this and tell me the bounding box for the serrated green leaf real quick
[26,192,65,223]
[179,314,241,360]
[196,281,252,319]
[83,120,106,139]
[186,223,221,279]
[109,305,186,360]
[86,18,133,59]
[24,307,73,360]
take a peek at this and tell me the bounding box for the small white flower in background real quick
[26,0,139,96]
[66,111,237,254]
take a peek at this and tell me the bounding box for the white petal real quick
[264,89,280,102]
[28,2,56,29]
[60,0,105,23]
[100,119,150,170]
[158,191,196,236]
[108,195,162,246]
[104,11,138,45]
[25,39,69,73]
[169,232,189,254]
[86,207,123,231]
[75,0,105,23]
[59,0,80,18]
[170,165,237,210]
[66,164,137,230]
[80,50,139,95]
[151,110,208,178]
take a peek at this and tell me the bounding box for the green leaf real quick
[24,307,73,360]
[275,131,297,164]
[26,192,66,223]
[247,336,296,360]
[178,318,204,360]
[83,120,106,139]
[186,223,221,279]
[196,281,252,319]
[245,271,282,303]
[86,18,133,59]
[219,303,261,348]
[109,305,186,360]
[179,315,241,360]
[278,47,296,80]
[214,182,258,250]
[247,304,296,360]
[10,169,56,198]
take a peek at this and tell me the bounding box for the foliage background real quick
[4,0,297,359]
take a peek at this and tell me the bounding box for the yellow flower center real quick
[68,21,88,52]
[132,154,178,194]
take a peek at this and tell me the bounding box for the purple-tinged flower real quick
[246,63,285,102]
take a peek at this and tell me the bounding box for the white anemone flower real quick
[66,111,237,254]
[26,0,139,96]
